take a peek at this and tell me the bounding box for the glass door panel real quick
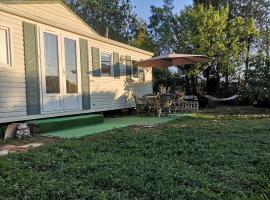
[64,38,78,94]
[44,32,60,94]
[62,36,82,110]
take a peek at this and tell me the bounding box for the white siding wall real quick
[0,11,27,121]
[0,5,153,123]
[88,38,153,112]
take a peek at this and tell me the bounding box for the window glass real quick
[0,27,9,66]
[132,60,139,78]
[44,32,60,93]
[64,38,78,93]
[101,53,111,75]
[138,67,145,82]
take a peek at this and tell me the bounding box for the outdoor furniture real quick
[179,95,199,112]
[144,95,161,117]
[142,93,157,98]
[160,93,174,115]
[133,95,148,115]
[171,92,185,112]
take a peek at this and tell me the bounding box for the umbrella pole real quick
[165,69,168,93]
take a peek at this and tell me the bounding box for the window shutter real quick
[80,39,90,110]
[113,52,120,79]
[92,47,100,77]
[23,22,41,115]
[126,55,132,79]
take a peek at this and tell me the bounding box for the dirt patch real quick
[130,125,163,134]
[0,135,61,156]
[0,143,43,156]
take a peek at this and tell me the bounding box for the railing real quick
[179,100,199,112]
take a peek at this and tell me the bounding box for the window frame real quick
[132,58,145,82]
[100,51,113,77]
[132,59,140,79]
[62,36,81,94]
[0,25,12,68]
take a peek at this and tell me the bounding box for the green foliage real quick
[148,0,178,54]
[179,5,258,79]
[0,115,270,199]
[132,24,155,52]
[240,54,270,107]
[65,0,141,44]
[152,68,184,93]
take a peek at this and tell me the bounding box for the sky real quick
[130,0,193,21]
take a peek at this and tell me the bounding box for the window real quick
[132,59,145,81]
[44,32,60,94]
[101,53,112,76]
[138,67,145,82]
[64,38,78,93]
[0,26,11,67]
[132,60,139,78]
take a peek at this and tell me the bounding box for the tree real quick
[65,0,140,44]
[240,53,270,107]
[148,0,178,54]
[177,5,258,95]
[194,0,270,74]
[132,23,155,52]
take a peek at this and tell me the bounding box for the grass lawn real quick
[0,114,269,199]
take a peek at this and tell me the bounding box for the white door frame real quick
[61,33,82,111]
[38,25,82,114]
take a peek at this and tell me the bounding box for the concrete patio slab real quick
[42,114,186,138]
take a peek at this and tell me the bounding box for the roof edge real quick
[0,0,60,4]
[0,0,99,35]
[0,2,153,56]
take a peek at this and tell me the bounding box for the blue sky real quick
[130,0,193,21]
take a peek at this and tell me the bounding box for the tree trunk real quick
[191,75,197,95]
[245,36,251,85]
[185,76,190,95]
[216,61,220,92]
[225,68,229,96]
[265,26,270,58]
[205,67,210,94]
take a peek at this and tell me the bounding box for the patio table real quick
[144,95,160,116]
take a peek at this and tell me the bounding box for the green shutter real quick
[126,55,132,79]
[80,39,90,110]
[92,47,100,77]
[113,52,120,79]
[23,22,40,115]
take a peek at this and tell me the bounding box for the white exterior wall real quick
[88,38,153,112]
[0,11,27,121]
[0,4,153,123]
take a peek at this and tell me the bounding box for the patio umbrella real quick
[133,53,208,68]
[133,53,208,93]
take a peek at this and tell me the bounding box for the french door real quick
[39,28,82,113]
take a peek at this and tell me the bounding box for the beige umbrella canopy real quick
[133,53,208,67]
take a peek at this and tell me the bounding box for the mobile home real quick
[0,0,153,124]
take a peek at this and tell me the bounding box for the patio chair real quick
[133,95,148,115]
[171,92,185,112]
[160,93,174,115]
[144,95,161,117]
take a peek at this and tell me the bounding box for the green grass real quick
[0,114,269,199]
